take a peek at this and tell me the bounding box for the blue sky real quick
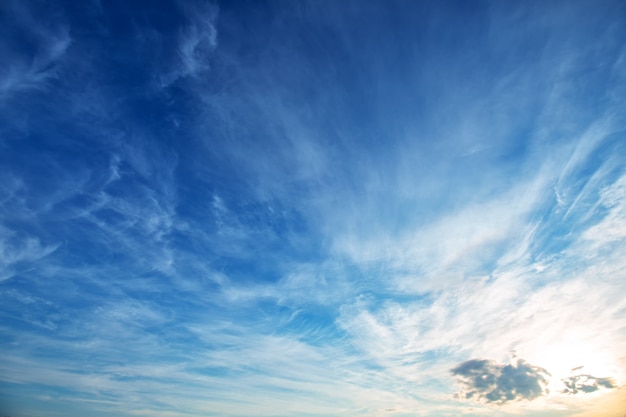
[1,1,626,416]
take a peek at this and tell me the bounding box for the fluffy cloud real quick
[451,358,550,404]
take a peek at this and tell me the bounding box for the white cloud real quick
[0,0,71,99]
[159,2,219,86]
[0,2,624,416]
[338,229,626,410]
[332,168,552,295]
[555,117,616,205]
[0,227,58,281]
[581,174,626,246]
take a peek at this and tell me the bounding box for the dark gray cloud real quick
[451,358,550,404]
[561,374,616,394]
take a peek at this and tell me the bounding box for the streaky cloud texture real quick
[0,1,625,417]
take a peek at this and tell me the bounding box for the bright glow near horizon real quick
[1,1,625,417]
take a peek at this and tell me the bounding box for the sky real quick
[1,0,625,416]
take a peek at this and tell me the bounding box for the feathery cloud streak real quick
[0,1,625,417]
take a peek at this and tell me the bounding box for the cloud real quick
[451,358,550,404]
[581,174,626,247]
[159,2,219,86]
[0,1,624,417]
[178,5,218,77]
[0,226,59,281]
[0,1,71,99]
[561,373,617,395]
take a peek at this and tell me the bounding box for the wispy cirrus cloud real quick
[177,3,218,79]
[581,174,626,247]
[0,0,71,99]
[0,1,625,417]
[336,169,626,412]
[0,226,59,282]
[157,2,219,87]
